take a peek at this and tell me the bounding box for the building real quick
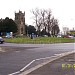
[63,27,69,35]
[15,10,25,35]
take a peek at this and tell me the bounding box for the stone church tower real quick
[15,10,25,35]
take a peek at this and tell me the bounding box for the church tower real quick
[15,10,25,35]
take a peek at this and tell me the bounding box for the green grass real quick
[5,37,75,44]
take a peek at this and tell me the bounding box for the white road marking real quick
[8,71,20,75]
[9,60,35,75]
[35,56,56,61]
[20,60,35,72]
[9,51,75,75]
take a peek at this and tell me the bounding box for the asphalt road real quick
[0,43,75,75]
[27,53,75,75]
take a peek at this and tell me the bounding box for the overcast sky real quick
[0,0,75,31]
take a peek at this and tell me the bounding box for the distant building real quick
[15,10,25,35]
[63,27,69,35]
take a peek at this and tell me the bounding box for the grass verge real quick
[5,37,75,44]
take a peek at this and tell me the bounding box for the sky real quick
[0,0,75,31]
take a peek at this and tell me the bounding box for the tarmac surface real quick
[21,53,75,75]
[0,43,75,75]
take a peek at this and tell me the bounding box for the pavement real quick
[19,52,75,75]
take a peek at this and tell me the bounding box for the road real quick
[27,53,75,75]
[0,43,75,75]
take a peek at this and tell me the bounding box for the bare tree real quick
[46,9,52,34]
[40,9,47,30]
[31,8,40,31]
[31,8,60,36]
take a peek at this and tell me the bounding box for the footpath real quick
[19,52,75,75]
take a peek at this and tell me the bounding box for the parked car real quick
[64,35,74,38]
[0,37,4,44]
